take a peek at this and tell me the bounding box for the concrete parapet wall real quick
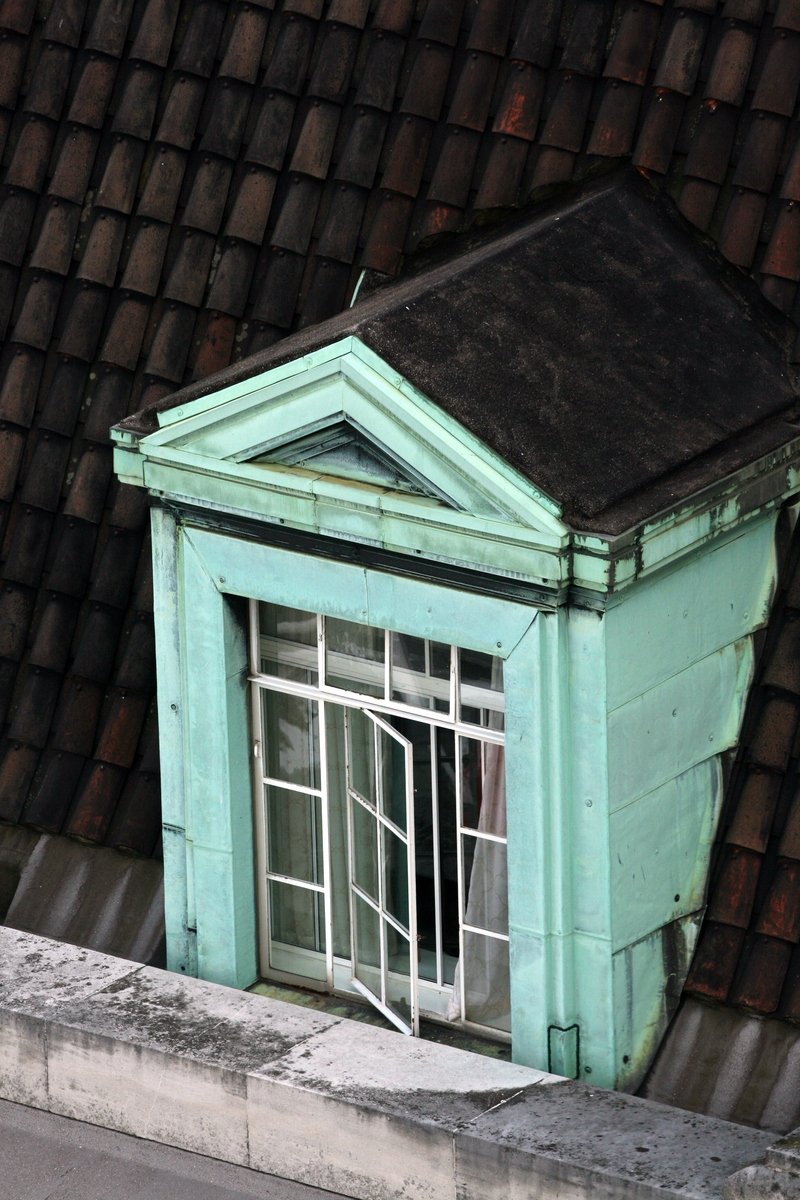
[0,929,774,1199]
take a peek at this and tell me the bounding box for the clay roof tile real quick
[47,515,97,596]
[707,845,762,927]
[198,79,252,158]
[358,190,413,273]
[0,741,39,822]
[0,424,25,501]
[29,199,81,276]
[105,768,161,855]
[586,79,642,158]
[354,31,406,111]
[76,210,127,286]
[539,72,594,153]
[529,144,576,189]
[399,41,453,120]
[283,0,323,16]
[181,157,233,233]
[0,348,43,427]
[327,0,371,27]
[2,504,53,587]
[106,486,148,540]
[22,748,82,830]
[246,90,296,170]
[778,787,800,859]
[28,592,79,673]
[704,23,757,105]
[0,192,36,268]
[289,100,341,178]
[89,526,142,609]
[749,692,800,771]
[8,666,61,747]
[373,0,415,36]
[18,431,70,510]
[64,759,126,842]
[0,31,27,108]
[163,229,216,306]
[63,444,113,523]
[83,368,131,441]
[473,134,528,209]
[224,167,277,243]
[206,240,258,316]
[0,666,17,736]
[775,0,800,32]
[0,0,37,34]
[722,0,765,19]
[66,54,119,129]
[270,175,322,254]
[111,62,161,141]
[683,100,738,183]
[633,87,687,173]
[717,186,767,266]
[143,303,195,382]
[730,935,794,1013]
[84,0,135,56]
[92,687,149,768]
[299,257,352,327]
[129,0,180,68]
[751,30,800,116]
[263,14,316,95]
[174,0,227,77]
[492,62,545,141]
[308,22,360,103]
[559,0,614,76]
[12,275,64,350]
[335,109,389,188]
[604,1,662,86]
[48,125,99,203]
[733,111,787,192]
[24,41,73,119]
[761,202,800,281]
[317,184,367,261]
[43,0,88,47]
[417,0,465,47]
[38,356,86,436]
[137,144,187,223]
[57,282,108,361]
[115,615,156,692]
[0,582,34,662]
[727,767,783,852]
[653,10,709,95]
[119,219,169,296]
[781,135,800,200]
[251,245,305,326]
[97,294,151,370]
[6,117,57,193]
[219,4,271,83]
[684,920,745,1001]
[190,310,236,380]
[465,0,512,56]
[96,137,146,213]
[380,115,434,197]
[427,126,480,207]
[447,51,499,132]
[71,605,124,684]
[49,675,103,756]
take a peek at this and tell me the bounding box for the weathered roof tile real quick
[48,125,99,203]
[707,845,762,928]
[181,157,234,234]
[718,186,767,266]
[270,175,322,254]
[0,348,43,427]
[727,768,782,853]
[0,193,38,269]
[190,310,236,380]
[328,0,371,27]
[163,230,216,306]
[89,527,142,609]
[586,80,642,158]
[685,921,745,1001]
[225,167,277,243]
[2,504,53,587]
[308,23,360,103]
[174,0,227,76]
[539,72,594,153]
[492,62,545,141]
[57,283,109,361]
[289,100,341,179]
[84,0,135,57]
[105,767,161,855]
[251,245,305,325]
[704,23,757,105]
[761,202,800,281]
[76,210,127,286]
[427,126,480,207]
[12,275,64,350]
[418,0,464,46]
[206,240,258,316]
[653,10,709,95]
[219,4,270,83]
[733,112,787,193]
[63,444,113,522]
[775,0,800,32]
[93,687,149,768]
[400,41,452,120]
[66,54,118,128]
[381,115,433,197]
[29,199,81,276]
[447,51,499,132]
[129,0,180,68]
[111,62,162,141]
[0,31,27,108]
[0,741,39,823]
[474,134,528,209]
[559,0,614,76]
[144,303,195,382]
[22,748,83,829]
[43,0,88,47]
[7,666,61,747]
[0,0,37,35]
[751,31,800,116]
[154,77,205,150]
[115,615,156,692]
[756,860,800,941]
[373,0,415,37]
[317,184,367,261]
[63,759,126,841]
[6,118,56,193]
[38,356,87,436]
[683,101,738,183]
[46,515,96,596]
[633,88,688,173]
[28,592,80,673]
[604,1,662,86]
[95,137,146,214]
[0,581,34,660]
[98,295,151,370]
[18,431,71,510]
[49,675,103,756]
[119,220,169,296]
[335,110,388,188]
[24,41,73,119]
[198,79,252,158]
[137,145,187,223]
[354,31,406,110]
[263,14,316,95]
[0,424,25,500]
[730,935,793,1013]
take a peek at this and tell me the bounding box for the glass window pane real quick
[353,892,381,974]
[346,707,376,806]
[351,797,378,900]
[460,740,506,836]
[261,690,320,789]
[324,703,351,958]
[390,633,450,712]
[462,835,508,937]
[459,648,504,729]
[266,786,322,885]
[382,827,409,933]
[259,602,318,683]
[269,880,324,954]
[378,725,408,832]
[462,929,510,1033]
[326,617,384,698]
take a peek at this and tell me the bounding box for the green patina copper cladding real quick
[115,337,795,1089]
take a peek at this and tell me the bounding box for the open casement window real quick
[249,600,511,1039]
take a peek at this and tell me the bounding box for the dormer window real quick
[250,601,509,1036]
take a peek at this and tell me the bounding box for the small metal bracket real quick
[548,1022,580,1079]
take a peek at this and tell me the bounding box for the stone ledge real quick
[0,928,774,1200]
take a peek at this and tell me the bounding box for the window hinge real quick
[253,741,260,759]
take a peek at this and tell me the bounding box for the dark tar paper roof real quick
[124,172,800,535]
